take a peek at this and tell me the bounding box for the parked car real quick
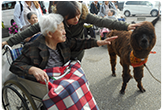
[123,1,161,17]
[2,1,16,27]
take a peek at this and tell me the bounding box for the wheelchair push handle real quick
[2,45,12,56]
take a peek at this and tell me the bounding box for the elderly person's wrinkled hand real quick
[97,36,118,46]
[2,41,8,48]
[28,66,49,82]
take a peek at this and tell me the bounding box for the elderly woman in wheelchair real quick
[8,13,117,110]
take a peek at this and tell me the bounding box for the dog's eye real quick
[149,34,154,38]
[134,34,138,37]
[136,34,141,38]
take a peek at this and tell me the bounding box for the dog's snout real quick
[141,38,147,43]
[141,34,148,43]
[140,34,149,49]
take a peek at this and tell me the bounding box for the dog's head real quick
[130,17,158,58]
[130,22,156,50]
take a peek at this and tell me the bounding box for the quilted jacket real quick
[9,34,98,76]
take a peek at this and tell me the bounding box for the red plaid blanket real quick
[42,61,99,110]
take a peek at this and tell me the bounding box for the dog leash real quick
[144,64,161,83]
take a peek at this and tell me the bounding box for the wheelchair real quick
[2,45,47,110]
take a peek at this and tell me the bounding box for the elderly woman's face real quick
[52,22,66,43]
[28,14,38,25]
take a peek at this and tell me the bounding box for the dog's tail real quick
[151,15,160,26]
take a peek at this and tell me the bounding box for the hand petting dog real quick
[127,23,142,30]
[97,36,118,46]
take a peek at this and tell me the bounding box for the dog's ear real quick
[151,16,160,26]
[131,21,136,24]
[131,21,138,30]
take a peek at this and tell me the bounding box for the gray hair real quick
[39,14,64,36]
[27,12,37,20]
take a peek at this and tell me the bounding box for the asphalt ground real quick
[1,16,161,110]
[81,16,161,110]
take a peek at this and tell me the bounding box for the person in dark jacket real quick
[9,13,118,82]
[90,1,100,15]
[2,1,140,61]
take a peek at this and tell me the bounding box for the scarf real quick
[130,51,148,67]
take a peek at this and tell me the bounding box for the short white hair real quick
[39,14,64,36]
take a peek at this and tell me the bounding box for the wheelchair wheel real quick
[2,85,28,110]
[5,47,13,65]
[2,80,37,110]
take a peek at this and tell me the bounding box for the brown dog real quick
[107,16,159,94]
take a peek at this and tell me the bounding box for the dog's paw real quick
[120,89,125,94]
[139,88,146,93]
[112,73,116,77]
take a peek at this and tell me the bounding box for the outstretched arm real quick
[3,23,40,47]
[97,36,118,46]
[85,13,129,31]
[85,13,141,31]
[69,36,118,51]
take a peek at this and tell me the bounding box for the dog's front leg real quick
[133,66,146,92]
[108,45,117,77]
[120,62,132,94]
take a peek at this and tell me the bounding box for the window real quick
[126,1,140,5]
[2,1,16,10]
[140,1,152,6]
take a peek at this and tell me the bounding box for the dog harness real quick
[130,51,148,67]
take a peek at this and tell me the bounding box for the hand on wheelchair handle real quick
[2,44,11,56]
[2,41,8,49]
[28,66,49,82]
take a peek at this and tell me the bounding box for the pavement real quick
[1,16,161,110]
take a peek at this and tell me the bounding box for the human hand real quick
[97,36,118,46]
[2,41,8,48]
[28,66,49,82]
[127,23,142,30]
[24,37,32,42]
